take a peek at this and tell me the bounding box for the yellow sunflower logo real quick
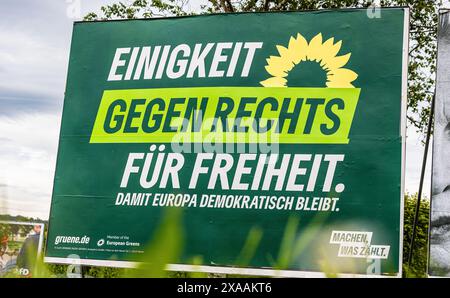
[260,33,358,88]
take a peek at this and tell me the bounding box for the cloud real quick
[0,0,124,116]
[0,113,61,219]
[0,4,69,115]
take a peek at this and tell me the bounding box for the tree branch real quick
[219,0,227,11]
[226,0,234,12]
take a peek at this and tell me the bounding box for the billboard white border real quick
[44,257,400,278]
[398,6,410,279]
[44,7,409,278]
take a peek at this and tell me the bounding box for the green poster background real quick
[45,8,407,276]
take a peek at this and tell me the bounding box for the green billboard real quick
[45,8,408,277]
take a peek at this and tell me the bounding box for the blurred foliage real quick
[402,193,429,278]
[84,0,441,138]
[0,194,431,278]
[123,208,184,277]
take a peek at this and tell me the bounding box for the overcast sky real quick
[0,0,433,219]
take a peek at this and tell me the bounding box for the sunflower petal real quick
[307,33,323,61]
[265,64,288,77]
[330,68,358,81]
[323,37,335,49]
[322,53,351,71]
[276,45,289,57]
[265,55,295,76]
[289,34,308,64]
[260,77,287,87]
[327,68,358,87]
[328,40,342,58]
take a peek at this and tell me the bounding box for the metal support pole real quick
[407,93,435,267]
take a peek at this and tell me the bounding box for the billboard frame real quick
[44,7,409,278]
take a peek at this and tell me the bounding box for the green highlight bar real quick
[90,87,360,144]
